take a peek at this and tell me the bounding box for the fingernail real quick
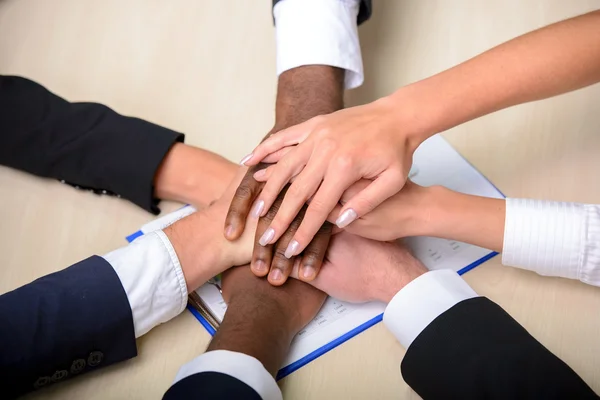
[284,240,300,259]
[251,200,265,218]
[259,227,275,246]
[254,260,267,274]
[302,265,315,280]
[225,224,235,239]
[335,209,357,228]
[270,268,283,282]
[253,169,266,180]
[240,153,253,165]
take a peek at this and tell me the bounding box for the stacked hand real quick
[240,97,424,263]
[292,232,427,303]
[224,155,333,287]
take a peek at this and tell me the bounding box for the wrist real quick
[272,65,344,133]
[164,211,229,292]
[208,293,294,376]
[375,255,427,303]
[155,143,238,207]
[387,80,456,144]
[403,185,453,238]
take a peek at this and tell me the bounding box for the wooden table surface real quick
[1,1,599,398]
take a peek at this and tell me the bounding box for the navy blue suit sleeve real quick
[401,297,598,399]
[0,256,137,399]
[163,372,262,399]
[0,75,184,214]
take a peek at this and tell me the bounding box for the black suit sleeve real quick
[272,0,372,25]
[163,372,263,399]
[0,256,137,399]
[401,297,598,399]
[0,75,184,214]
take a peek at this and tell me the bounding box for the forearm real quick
[419,186,505,252]
[164,210,230,293]
[271,65,345,132]
[207,294,292,376]
[392,10,600,142]
[154,143,238,207]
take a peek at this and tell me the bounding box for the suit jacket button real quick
[88,351,104,367]
[51,370,68,382]
[34,376,50,389]
[71,358,86,374]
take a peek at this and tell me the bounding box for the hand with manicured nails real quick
[241,96,423,264]
[223,65,346,287]
[223,163,333,286]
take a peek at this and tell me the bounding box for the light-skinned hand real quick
[292,232,427,303]
[241,97,424,263]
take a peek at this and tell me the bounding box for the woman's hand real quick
[241,96,426,260]
[327,179,438,241]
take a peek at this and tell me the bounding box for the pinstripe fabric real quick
[502,198,600,286]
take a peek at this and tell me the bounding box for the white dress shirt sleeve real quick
[173,350,282,400]
[103,230,188,338]
[383,270,478,349]
[502,198,600,286]
[274,0,364,89]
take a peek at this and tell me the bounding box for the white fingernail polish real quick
[336,209,357,228]
[284,240,300,259]
[240,153,253,165]
[259,228,275,246]
[251,200,265,218]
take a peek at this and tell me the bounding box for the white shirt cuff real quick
[383,270,478,349]
[103,230,188,338]
[274,0,364,89]
[502,198,600,286]
[173,350,282,400]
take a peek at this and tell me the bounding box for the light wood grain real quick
[1,1,599,399]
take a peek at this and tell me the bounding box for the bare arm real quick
[393,10,600,140]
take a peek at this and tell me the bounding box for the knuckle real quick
[263,202,281,220]
[307,199,328,214]
[226,208,243,221]
[318,137,337,154]
[302,247,324,264]
[311,115,327,128]
[279,155,296,171]
[355,197,377,213]
[234,184,254,201]
[288,182,311,200]
[333,154,354,172]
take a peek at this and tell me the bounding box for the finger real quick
[289,258,301,279]
[283,169,357,257]
[262,146,294,164]
[267,205,306,286]
[326,204,343,224]
[251,197,278,277]
[339,179,371,204]
[242,123,309,166]
[336,170,405,228]
[298,221,333,282]
[253,164,274,182]
[255,145,311,224]
[224,165,265,240]
[259,155,328,248]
